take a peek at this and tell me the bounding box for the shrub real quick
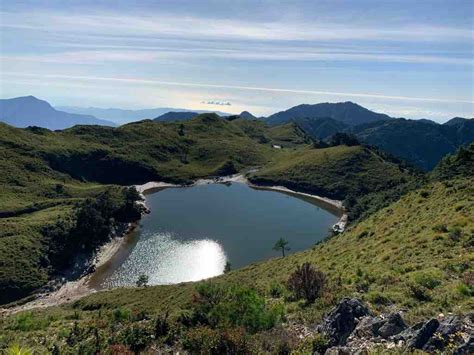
[5,344,33,355]
[119,323,153,353]
[268,282,284,298]
[448,227,462,242]
[411,270,443,289]
[367,291,391,305]
[191,283,284,333]
[406,282,431,301]
[136,274,149,287]
[154,311,169,338]
[182,326,249,354]
[112,308,131,323]
[420,190,429,198]
[287,263,326,303]
[10,312,50,331]
[432,223,448,233]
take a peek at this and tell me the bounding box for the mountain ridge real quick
[0,96,116,130]
[266,101,392,126]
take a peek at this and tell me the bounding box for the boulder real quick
[423,316,464,352]
[317,298,372,346]
[353,312,406,340]
[454,334,473,354]
[405,319,439,349]
[378,313,407,338]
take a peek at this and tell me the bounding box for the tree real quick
[273,238,290,257]
[287,263,326,303]
[329,132,360,147]
[136,274,149,287]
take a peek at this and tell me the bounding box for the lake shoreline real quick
[1,172,346,315]
[135,173,348,231]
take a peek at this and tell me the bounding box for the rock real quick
[405,319,439,349]
[423,316,464,352]
[325,346,369,355]
[352,316,386,339]
[352,312,406,340]
[454,334,473,354]
[317,298,372,346]
[378,313,407,338]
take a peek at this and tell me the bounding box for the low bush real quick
[287,263,326,303]
[268,282,285,298]
[190,283,284,333]
[411,269,443,290]
[10,312,50,332]
[182,326,249,354]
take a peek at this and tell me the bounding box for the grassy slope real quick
[249,145,414,200]
[1,176,472,351]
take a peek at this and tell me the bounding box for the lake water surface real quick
[90,182,340,289]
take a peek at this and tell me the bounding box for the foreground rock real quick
[315,299,473,354]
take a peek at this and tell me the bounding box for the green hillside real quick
[1,172,471,353]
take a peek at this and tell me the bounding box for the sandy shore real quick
[0,224,135,316]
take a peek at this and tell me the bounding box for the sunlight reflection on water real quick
[103,232,227,288]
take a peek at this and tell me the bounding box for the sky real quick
[0,0,473,121]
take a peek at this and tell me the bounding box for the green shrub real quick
[420,190,430,198]
[190,283,284,333]
[268,282,284,298]
[411,270,443,289]
[112,307,131,323]
[448,227,462,242]
[182,326,249,354]
[119,323,153,353]
[432,223,448,233]
[406,282,431,302]
[296,333,330,354]
[10,312,50,331]
[367,291,391,305]
[5,343,33,355]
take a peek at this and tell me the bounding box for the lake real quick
[89,182,340,289]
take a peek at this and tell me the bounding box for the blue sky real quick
[0,0,472,121]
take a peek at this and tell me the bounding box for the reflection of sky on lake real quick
[103,232,226,288]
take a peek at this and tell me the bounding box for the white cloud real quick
[1,10,472,43]
[3,72,473,105]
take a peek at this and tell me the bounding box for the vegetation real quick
[136,274,149,287]
[287,263,326,303]
[273,238,290,257]
[1,169,471,352]
[0,116,472,352]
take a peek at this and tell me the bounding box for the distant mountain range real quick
[349,117,474,170]
[58,106,231,124]
[1,96,472,170]
[0,96,116,130]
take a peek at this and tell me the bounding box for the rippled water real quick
[91,182,340,288]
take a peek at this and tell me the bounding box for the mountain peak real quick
[0,96,115,129]
[266,102,391,126]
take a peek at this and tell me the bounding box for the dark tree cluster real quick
[43,187,145,271]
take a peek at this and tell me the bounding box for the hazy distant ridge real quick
[0,96,116,130]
